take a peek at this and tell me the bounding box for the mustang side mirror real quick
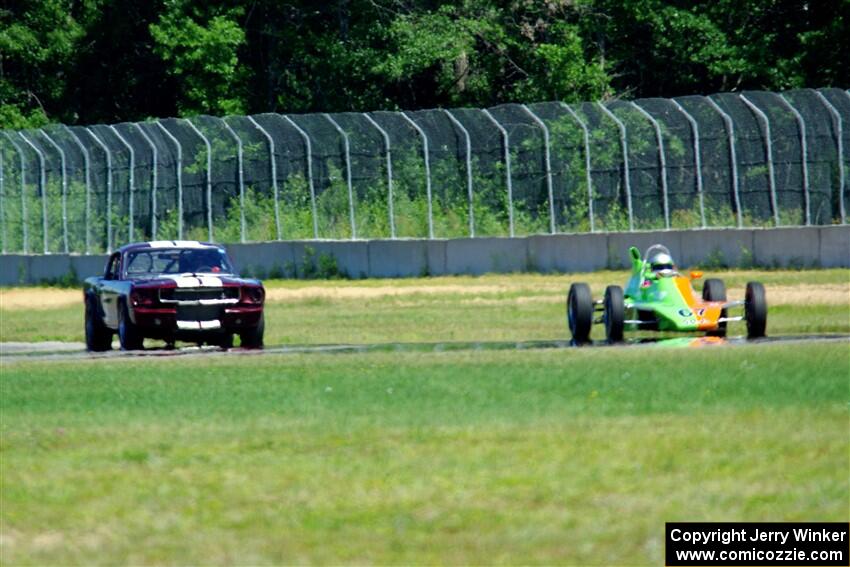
[690,271,703,280]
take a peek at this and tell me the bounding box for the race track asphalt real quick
[2,335,848,363]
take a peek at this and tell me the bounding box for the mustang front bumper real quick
[132,304,263,334]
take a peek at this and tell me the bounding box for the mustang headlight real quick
[241,286,264,305]
[130,288,159,307]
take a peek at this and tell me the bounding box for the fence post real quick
[86,128,114,251]
[777,95,811,225]
[362,113,395,239]
[841,89,850,222]
[108,125,136,241]
[184,119,214,242]
[520,104,556,234]
[442,109,474,237]
[0,142,4,253]
[283,115,318,239]
[221,118,246,243]
[323,114,357,240]
[631,102,670,229]
[39,130,69,252]
[596,102,634,231]
[739,94,779,226]
[813,90,846,224]
[2,133,27,253]
[155,122,183,240]
[705,97,743,228]
[134,124,159,239]
[670,100,706,228]
[0,145,4,253]
[399,112,434,239]
[246,116,281,240]
[63,126,92,252]
[559,103,595,232]
[480,109,514,237]
[19,132,49,254]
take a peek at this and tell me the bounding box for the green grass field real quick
[1,270,849,564]
[2,344,848,564]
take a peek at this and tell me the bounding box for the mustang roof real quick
[117,240,224,253]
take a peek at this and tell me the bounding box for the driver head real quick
[648,250,676,277]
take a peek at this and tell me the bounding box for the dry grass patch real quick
[729,284,849,306]
[0,288,80,311]
[264,283,564,302]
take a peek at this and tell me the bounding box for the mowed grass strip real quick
[1,269,849,344]
[1,342,847,564]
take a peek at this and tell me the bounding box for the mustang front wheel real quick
[603,285,625,344]
[240,314,265,349]
[118,302,144,350]
[567,283,593,344]
[217,333,234,350]
[85,296,113,352]
[745,282,767,339]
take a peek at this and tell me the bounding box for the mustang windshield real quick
[124,248,235,278]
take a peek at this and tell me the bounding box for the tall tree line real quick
[1,0,847,129]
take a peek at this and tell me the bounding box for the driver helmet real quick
[648,248,677,276]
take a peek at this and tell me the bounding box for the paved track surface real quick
[2,335,848,363]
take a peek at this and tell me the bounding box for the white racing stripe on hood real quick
[146,240,212,248]
[161,275,224,288]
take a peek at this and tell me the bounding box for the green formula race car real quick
[567,244,767,344]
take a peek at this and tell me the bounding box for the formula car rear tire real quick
[745,282,767,339]
[567,283,593,344]
[702,278,727,337]
[118,301,144,351]
[603,285,625,344]
[240,314,265,349]
[85,296,113,352]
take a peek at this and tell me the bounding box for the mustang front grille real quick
[159,287,240,304]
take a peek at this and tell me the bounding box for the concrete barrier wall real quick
[2,226,847,286]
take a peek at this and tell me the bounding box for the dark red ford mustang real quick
[83,241,265,351]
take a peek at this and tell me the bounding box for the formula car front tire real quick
[85,296,113,352]
[745,282,767,339]
[702,278,727,337]
[118,301,144,351]
[567,283,593,344]
[603,285,625,344]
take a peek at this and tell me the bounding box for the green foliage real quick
[739,246,755,269]
[514,22,611,102]
[149,4,247,116]
[701,247,728,270]
[2,1,845,129]
[0,0,87,129]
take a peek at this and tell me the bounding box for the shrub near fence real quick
[0,88,847,254]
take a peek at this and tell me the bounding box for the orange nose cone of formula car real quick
[673,276,723,330]
[694,304,724,330]
[674,277,698,308]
